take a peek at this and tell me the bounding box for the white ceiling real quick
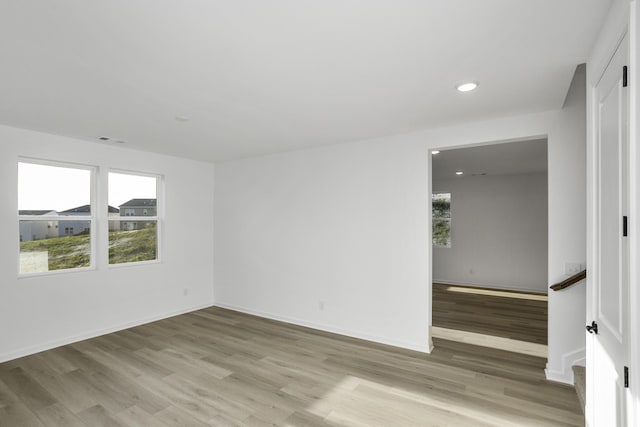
[0,1,610,162]
[432,138,548,182]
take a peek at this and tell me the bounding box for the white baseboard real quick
[433,279,547,294]
[214,301,432,354]
[545,347,586,384]
[0,302,214,363]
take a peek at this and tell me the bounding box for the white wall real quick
[0,124,215,362]
[214,106,584,367]
[545,64,587,383]
[433,172,548,293]
[214,137,431,352]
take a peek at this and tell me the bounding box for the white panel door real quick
[590,33,630,427]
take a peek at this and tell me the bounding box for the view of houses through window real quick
[432,192,452,248]
[18,161,160,275]
[108,171,159,265]
[18,161,93,274]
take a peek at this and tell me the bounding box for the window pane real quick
[19,220,91,273]
[432,193,451,219]
[432,219,451,248]
[108,172,157,215]
[19,161,93,274]
[108,171,159,265]
[432,193,451,248]
[109,221,157,264]
[19,162,91,215]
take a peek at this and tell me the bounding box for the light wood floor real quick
[0,307,582,426]
[433,283,548,345]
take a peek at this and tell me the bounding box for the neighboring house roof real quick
[60,205,90,214]
[60,205,119,214]
[18,210,56,216]
[119,199,157,208]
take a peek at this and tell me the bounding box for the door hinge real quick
[623,66,628,87]
[624,366,629,388]
[623,216,628,237]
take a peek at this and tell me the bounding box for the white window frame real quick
[107,169,163,268]
[432,191,452,248]
[17,158,97,277]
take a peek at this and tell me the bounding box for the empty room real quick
[1,1,638,426]
[431,139,550,358]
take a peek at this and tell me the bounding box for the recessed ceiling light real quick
[175,115,190,122]
[455,171,464,175]
[432,150,440,155]
[456,82,478,92]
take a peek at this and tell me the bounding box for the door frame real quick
[587,29,630,425]
[428,137,549,356]
[586,5,639,423]
[630,3,640,424]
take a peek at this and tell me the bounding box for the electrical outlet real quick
[564,262,581,276]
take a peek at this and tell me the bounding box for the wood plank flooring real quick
[431,326,547,358]
[433,283,548,345]
[0,307,581,426]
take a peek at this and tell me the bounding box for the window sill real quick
[18,266,96,279]
[108,259,162,269]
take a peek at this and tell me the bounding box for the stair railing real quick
[550,269,587,291]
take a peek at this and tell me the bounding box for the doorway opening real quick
[430,138,549,357]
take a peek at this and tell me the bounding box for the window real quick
[432,192,451,248]
[18,160,94,274]
[108,171,160,265]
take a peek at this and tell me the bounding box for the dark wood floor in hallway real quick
[433,283,548,345]
[0,307,581,426]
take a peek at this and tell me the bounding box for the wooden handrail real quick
[550,269,587,291]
